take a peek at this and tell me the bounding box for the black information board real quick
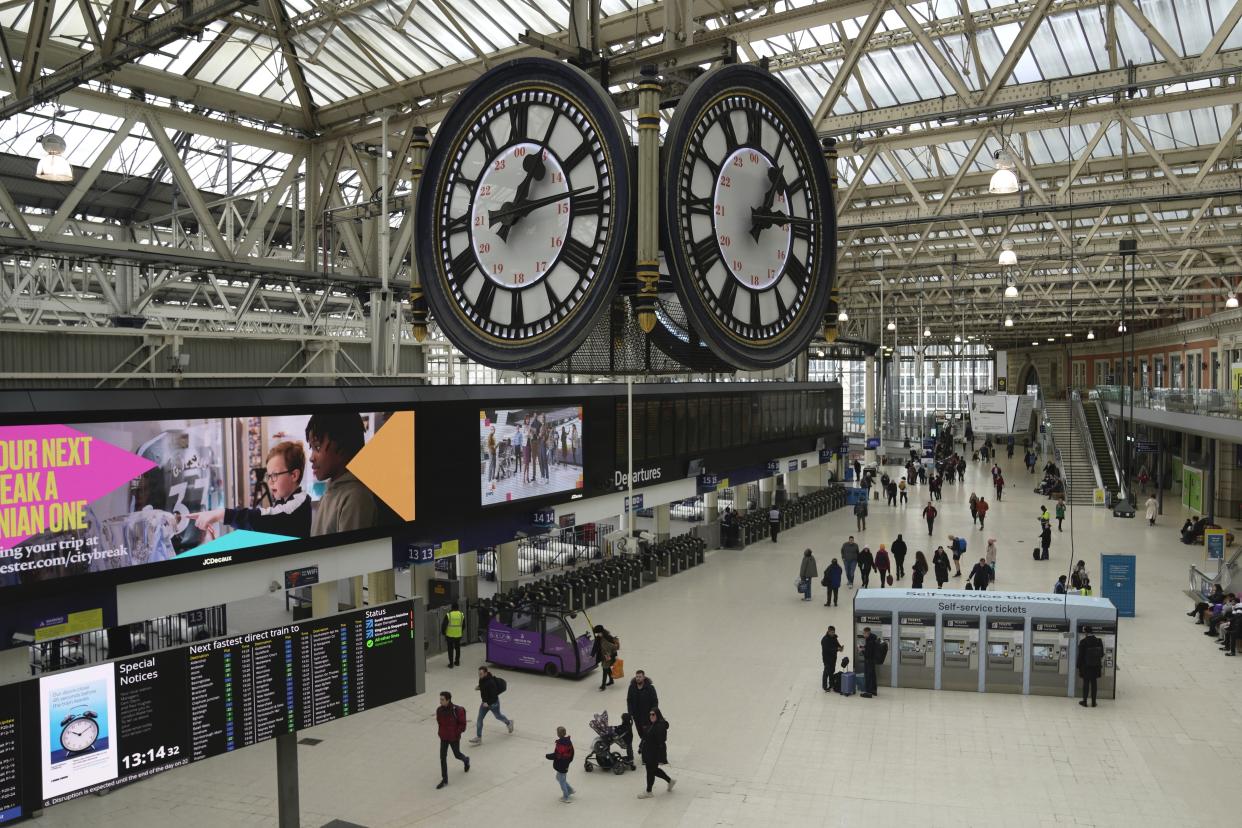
[1,601,415,818]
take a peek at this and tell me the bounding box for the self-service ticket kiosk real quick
[940,615,980,691]
[1029,618,1071,696]
[984,616,1025,694]
[1075,621,1117,700]
[854,611,892,688]
[897,612,936,689]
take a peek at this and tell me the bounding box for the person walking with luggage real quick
[823,558,842,606]
[798,548,818,601]
[768,504,781,542]
[1055,501,1066,532]
[968,557,993,591]
[933,547,951,588]
[912,551,929,588]
[892,534,907,579]
[435,691,470,789]
[590,626,619,691]
[1077,627,1105,707]
[636,708,675,798]
[985,538,997,582]
[1039,523,1053,560]
[469,666,514,744]
[821,626,843,692]
[874,544,891,586]
[922,501,938,535]
[627,670,659,739]
[857,546,874,588]
[546,726,576,803]
[841,537,859,588]
[854,498,868,531]
[860,627,881,698]
[976,496,989,530]
[442,601,466,668]
[1145,494,1158,526]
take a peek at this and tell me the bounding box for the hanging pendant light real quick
[1117,321,1127,333]
[989,147,1019,195]
[998,239,1018,266]
[837,306,849,322]
[1003,315,1013,328]
[35,133,73,182]
[886,319,896,331]
[923,326,931,338]
[1087,329,1095,340]
[1227,292,1239,309]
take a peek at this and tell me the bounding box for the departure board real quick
[0,601,416,818]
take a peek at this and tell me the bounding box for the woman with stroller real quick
[636,708,676,799]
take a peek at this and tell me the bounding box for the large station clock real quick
[416,58,634,369]
[662,64,835,369]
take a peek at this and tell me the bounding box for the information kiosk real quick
[984,616,1025,694]
[896,612,936,689]
[852,589,1118,696]
[941,615,981,691]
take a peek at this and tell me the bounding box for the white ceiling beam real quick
[812,0,890,127]
[978,0,1055,106]
[1113,0,1187,74]
[143,112,236,262]
[1200,0,1242,62]
[42,114,140,238]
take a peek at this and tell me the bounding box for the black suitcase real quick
[1032,547,1040,561]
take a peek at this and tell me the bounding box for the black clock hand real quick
[494,152,547,242]
[750,208,816,230]
[489,187,594,231]
[750,167,787,241]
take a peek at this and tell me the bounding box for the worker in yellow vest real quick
[441,601,465,668]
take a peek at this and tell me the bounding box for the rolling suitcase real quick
[839,670,856,696]
[1032,547,1040,561]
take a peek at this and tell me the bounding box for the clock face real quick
[663,64,835,369]
[60,717,98,752]
[417,58,633,370]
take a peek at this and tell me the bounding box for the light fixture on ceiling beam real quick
[989,147,1019,195]
[1003,315,1013,327]
[1118,321,1127,333]
[837,307,849,322]
[35,133,73,182]
[1087,329,1095,340]
[923,326,931,338]
[1047,337,1055,342]
[886,319,896,331]
[1031,341,1039,346]
[1227,292,1239,309]
[998,239,1018,267]
[1003,275,1018,298]
[1065,331,1073,337]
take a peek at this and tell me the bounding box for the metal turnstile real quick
[896,612,936,689]
[940,615,980,691]
[983,616,1025,694]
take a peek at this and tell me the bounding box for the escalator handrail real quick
[1069,393,1106,494]
[1088,399,1127,502]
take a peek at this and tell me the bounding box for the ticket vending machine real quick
[897,612,936,689]
[1075,621,1117,700]
[854,610,892,689]
[940,615,980,691]
[1029,618,1071,696]
[983,616,1025,694]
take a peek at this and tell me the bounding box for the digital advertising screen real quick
[0,601,417,812]
[480,406,582,505]
[0,411,414,591]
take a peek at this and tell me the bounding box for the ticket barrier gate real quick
[983,617,1025,694]
[854,611,892,689]
[897,613,936,689]
[1075,621,1117,700]
[940,615,980,691]
[1029,619,1071,696]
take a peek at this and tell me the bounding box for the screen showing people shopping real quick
[0,410,414,590]
[480,406,583,505]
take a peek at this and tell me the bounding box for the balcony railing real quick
[1092,385,1242,418]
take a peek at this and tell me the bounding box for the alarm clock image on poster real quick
[661,63,836,369]
[415,57,634,370]
[39,662,119,799]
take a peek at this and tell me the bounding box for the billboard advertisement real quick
[480,406,583,505]
[0,411,414,590]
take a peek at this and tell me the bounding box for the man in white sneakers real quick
[468,665,514,744]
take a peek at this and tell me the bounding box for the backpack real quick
[495,676,507,694]
[1083,641,1103,669]
[875,640,889,665]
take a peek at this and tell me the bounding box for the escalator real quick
[1082,401,1121,502]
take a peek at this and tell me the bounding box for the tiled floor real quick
[39,460,1239,827]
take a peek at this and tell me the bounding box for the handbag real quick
[611,657,624,679]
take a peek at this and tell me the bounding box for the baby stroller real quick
[583,711,636,775]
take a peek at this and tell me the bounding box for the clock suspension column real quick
[408,126,431,343]
[634,65,662,333]
[822,138,841,344]
[865,348,877,469]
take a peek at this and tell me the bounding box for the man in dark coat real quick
[1077,627,1105,707]
[627,670,659,737]
[892,534,908,579]
[968,557,993,591]
[1040,523,1053,560]
[821,626,843,692]
[860,627,880,698]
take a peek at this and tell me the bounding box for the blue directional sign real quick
[1135,441,1158,454]
[865,437,880,449]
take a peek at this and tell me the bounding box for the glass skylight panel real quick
[856,56,899,107]
[195,36,252,86]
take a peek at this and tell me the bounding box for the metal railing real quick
[1189,544,1242,598]
[1069,393,1106,495]
[1094,385,1242,418]
[477,523,617,579]
[1090,398,1127,503]
[28,606,228,675]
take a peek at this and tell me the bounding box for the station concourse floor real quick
[41,459,1238,828]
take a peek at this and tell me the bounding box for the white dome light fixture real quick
[1003,275,1019,298]
[886,319,896,331]
[1118,321,1127,333]
[1086,329,1095,340]
[35,133,73,182]
[923,326,931,338]
[998,239,1018,266]
[1003,315,1013,328]
[990,147,1019,194]
[1227,292,1239,309]
[837,307,849,322]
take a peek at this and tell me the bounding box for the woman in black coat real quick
[857,547,874,588]
[932,547,951,589]
[911,550,928,589]
[637,708,675,798]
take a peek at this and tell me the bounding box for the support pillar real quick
[459,550,479,608]
[758,477,775,508]
[865,354,877,467]
[703,490,718,524]
[497,540,521,594]
[653,503,671,541]
[348,575,364,609]
[410,563,433,607]
[368,569,397,604]
[310,581,336,616]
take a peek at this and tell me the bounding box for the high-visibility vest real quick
[445,610,465,639]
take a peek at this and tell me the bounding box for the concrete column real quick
[348,575,364,609]
[497,540,521,594]
[367,569,397,604]
[865,354,877,466]
[310,581,336,616]
[653,503,671,541]
[458,550,479,608]
[703,490,718,523]
[758,476,775,508]
[410,563,433,605]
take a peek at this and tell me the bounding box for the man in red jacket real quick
[436,691,470,789]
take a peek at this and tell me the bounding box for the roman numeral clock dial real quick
[662,64,836,369]
[416,58,633,369]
